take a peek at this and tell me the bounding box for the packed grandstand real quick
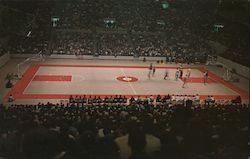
[0,0,249,159]
[0,0,249,65]
[0,96,248,159]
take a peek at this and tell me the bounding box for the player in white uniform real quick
[175,68,179,81]
[186,68,191,79]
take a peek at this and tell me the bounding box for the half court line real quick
[120,68,137,95]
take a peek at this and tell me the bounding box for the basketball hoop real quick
[222,68,232,81]
[16,51,45,77]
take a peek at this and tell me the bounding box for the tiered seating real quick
[0,96,248,159]
[98,33,133,56]
[7,31,49,54]
[52,32,94,55]
[1,0,248,66]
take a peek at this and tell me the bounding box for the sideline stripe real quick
[33,75,72,81]
[5,64,39,99]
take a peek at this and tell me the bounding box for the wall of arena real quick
[11,54,168,61]
[0,53,10,68]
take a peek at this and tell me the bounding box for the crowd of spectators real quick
[1,0,248,66]
[0,95,248,159]
[48,0,215,61]
[132,34,167,57]
[7,30,50,54]
[52,32,94,55]
[50,29,213,63]
[98,33,134,56]
[52,2,93,29]
[50,0,215,33]
[132,33,212,63]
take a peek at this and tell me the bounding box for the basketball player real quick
[148,70,151,79]
[149,63,153,70]
[164,69,169,80]
[175,68,179,81]
[182,75,188,88]
[186,68,191,79]
[152,67,156,76]
[179,68,183,79]
[148,63,153,79]
[203,71,208,85]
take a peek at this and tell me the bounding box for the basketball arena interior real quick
[0,0,249,159]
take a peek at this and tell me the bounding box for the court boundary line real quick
[22,67,40,94]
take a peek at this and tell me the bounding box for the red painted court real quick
[33,75,72,81]
[6,64,249,101]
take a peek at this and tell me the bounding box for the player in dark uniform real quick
[179,68,183,79]
[152,67,156,76]
[148,63,153,79]
[164,69,169,80]
[149,63,153,70]
[204,71,208,85]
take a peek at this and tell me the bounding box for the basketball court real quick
[5,61,249,103]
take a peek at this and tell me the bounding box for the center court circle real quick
[116,76,138,82]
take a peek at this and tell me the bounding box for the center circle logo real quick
[116,76,138,82]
